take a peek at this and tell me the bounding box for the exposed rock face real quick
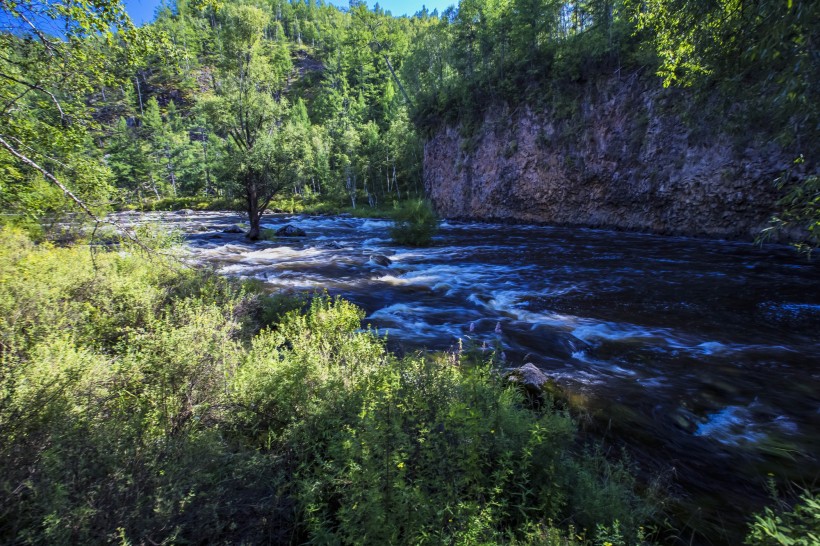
[424,76,792,240]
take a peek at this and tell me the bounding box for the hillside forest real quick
[1,0,817,242]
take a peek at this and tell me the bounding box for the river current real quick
[118,210,820,544]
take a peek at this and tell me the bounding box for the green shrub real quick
[233,297,651,544]
[389,198,439,246]
[746,487,820,546]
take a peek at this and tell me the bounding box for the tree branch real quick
[0,133,159,254]
[0,71,65,120]
[14,8,58,55]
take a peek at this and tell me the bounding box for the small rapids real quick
[115,210,820,544]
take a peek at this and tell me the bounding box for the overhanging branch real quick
[0,133,161,254]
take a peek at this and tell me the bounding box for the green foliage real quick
[389,198,439,246]
[0,0,137,222]
[630,0,818,248]
[0,231,653,544]
[125,196,244,212]
[762,157,820,255]
[405,0,636,136]
[746,487,820,546]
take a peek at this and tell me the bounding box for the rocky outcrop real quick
[506,363,549,397]
[369,254,392,267]
[275,224,307,237]
[424,75,794,240]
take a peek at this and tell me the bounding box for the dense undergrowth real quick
[0,228,659,545]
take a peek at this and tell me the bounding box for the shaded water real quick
[120,211,820,544]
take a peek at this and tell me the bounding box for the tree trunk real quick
[246,180,260,240]
[135,76,144,115]
[166,147,177,196]
[247,213,261,240]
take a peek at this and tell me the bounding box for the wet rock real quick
[223,226,244,234]
[193,224,210,232]
[175,208,194,215]
[322,241,345,249]
[275,224,307,237]
[506,363,549,397]
[504,363,585,410]
[670,408,700,434]
[699,375,740,396]
[369,254,392,267]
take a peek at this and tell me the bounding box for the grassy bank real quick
[0,228,658,545]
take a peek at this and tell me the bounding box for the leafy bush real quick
[389,198,439,246]
[746,487,820,546]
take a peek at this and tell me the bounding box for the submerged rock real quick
[321,241,346,249]
[275,224,307,237]
[670,408,700,434]
[223,226,244,234]
[175,208,194,215]
[369,254,392,267]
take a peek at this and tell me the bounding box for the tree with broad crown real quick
[198,4,294,240]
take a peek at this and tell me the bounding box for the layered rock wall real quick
[424,76,790,240]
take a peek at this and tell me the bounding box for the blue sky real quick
[124,0,456,26]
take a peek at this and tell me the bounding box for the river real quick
[117,210,820,545]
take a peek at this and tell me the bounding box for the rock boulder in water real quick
[369,254,392,267]
[275,224,307,237]
[506,363,549,397]
[506,364,582,410]
[223,226,244,234]
[670,408,700,434]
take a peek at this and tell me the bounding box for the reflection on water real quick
[116,211,820,545]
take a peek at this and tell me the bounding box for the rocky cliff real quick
[424,75,791,240]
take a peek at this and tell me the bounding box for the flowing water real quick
[119,210,820,544]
